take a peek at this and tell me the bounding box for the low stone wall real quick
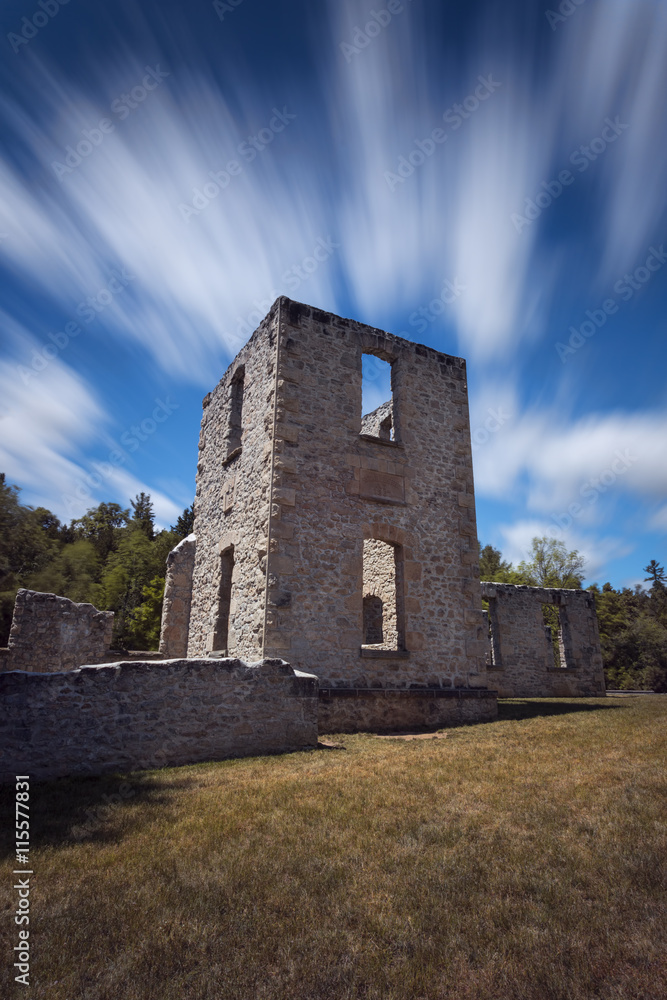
[481,582,606,697]
[0,658,318,782]
[318,687,498,734]
[2,590,114,673]
[159,534,196,657]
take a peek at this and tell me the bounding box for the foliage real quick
[71,502,129,560]
[516,536,585,588]
[0,475,193,651]
[130,492,155,540]
[171,503,195,539]
[126,576,165,650]
[478,543,523,583]
[589,577,667,691]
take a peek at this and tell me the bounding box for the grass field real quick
[2,696,666,1000]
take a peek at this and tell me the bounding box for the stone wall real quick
[318,687,498,734]
[188,306,278,659]
[361,399,393,440]
[480,582,606,697]
[159,534,196,657]
[1,590,114,673]
[261,298,487,692]
[0,657,319,782]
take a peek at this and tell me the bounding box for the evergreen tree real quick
[643,559,666,590]
[171,503,195,539]
[130,492,155,540]
[479,543,522,583]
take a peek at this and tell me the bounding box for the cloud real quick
[498,518,634,583]
[649,505,667,533]
[321,0,667,358]
[0,317,185,523]
[0,327,108,512]
[473,406,667,516]
[1,0,665,376]
[0,53,337,383]
[95,467,183,530]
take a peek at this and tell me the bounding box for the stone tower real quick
[163,297,496,730]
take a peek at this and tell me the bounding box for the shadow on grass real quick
[0,768,198,857]
[498,698,622,721]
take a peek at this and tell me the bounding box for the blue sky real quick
[0,0,665,588]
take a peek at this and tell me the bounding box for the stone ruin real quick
[178,296,496,731]
[0,589,114,673]
[482,582,606,697]
[0,297,606,781]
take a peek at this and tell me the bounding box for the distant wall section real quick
[481,582,606,697]
[1,590,114,673]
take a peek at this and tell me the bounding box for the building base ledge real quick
[319,686,496,699]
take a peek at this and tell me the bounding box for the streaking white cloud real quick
[473,406,667,517]
[0,57,337,383]
[321,0,667,358]
[1,0,665,372]
[0,331,107,512]
[0,317,185,522]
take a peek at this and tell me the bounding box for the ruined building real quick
[482,582,605,698]
[1,297,606,781]
[161,297,497,730]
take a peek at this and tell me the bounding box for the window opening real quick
[541,603,565,669]
[363,595,384,644]
[361,538,405,650]
[361,354,395,441]
[483,597,502,667]
[214,546,235,653]
[225,366,245,460]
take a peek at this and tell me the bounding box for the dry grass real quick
[1,696,666,1000]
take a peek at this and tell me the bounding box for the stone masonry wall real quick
[480,582,606,697]
[188,306,278,659]
[361,399,393,439]
[2,590,114,673]
[0,658,319,782]
[159,534,196,657]
[262,298,488,691]
[318,688,497,734]
[362,537,399,649]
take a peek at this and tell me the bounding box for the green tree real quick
[102,527,166,647]
[126,576,165,650]
[0,475,59,643]
[71,502,129,560]
[478,543,523,583]
[171,503,195,539]
[517,536,585,588]
[28,539,104,607]
[643,559,666,590]
[130,492,155,540]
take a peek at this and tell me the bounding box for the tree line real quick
[480,536,667,692]
[0,474,193,651]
